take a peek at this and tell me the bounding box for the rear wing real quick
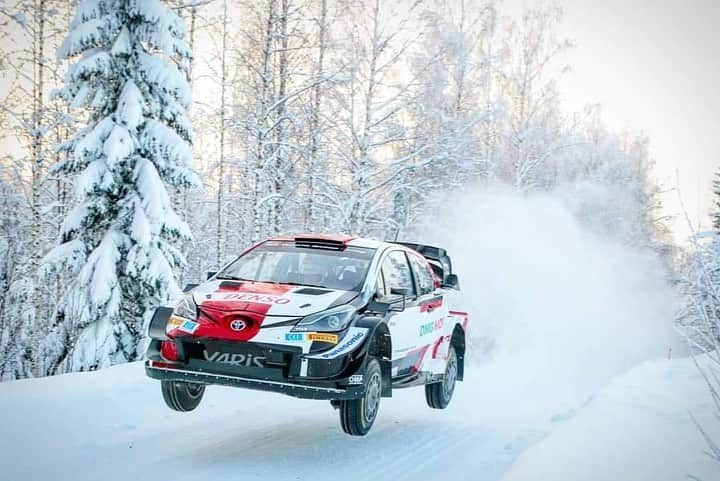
[390,241,453,283]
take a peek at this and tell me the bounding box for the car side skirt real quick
[391,371,444,389]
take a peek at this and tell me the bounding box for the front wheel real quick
[161,380,205,412]
[339,358,382,436]
[425,346,457,409]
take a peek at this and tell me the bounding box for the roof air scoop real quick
[294,234,354,250]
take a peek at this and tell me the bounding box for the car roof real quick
[266,233,393,251]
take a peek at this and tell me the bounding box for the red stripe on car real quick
[411,345,430,374]
[449,310,469,332]
[431,335,449,359]
[420,298,443,313]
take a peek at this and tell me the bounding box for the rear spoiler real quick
[390,241,453,282]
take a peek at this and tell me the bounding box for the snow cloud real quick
[417,184,679,420]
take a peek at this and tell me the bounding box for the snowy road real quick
[1,357,716,481]
[0,362,544,481]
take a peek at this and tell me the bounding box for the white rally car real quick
[145,234,468,436]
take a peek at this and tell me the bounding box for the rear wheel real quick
[339,358,382,436]
[425,346,457,409]
[161,380,205,412]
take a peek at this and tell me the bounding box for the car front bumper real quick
[144,337,368,400]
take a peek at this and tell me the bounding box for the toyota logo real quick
[230,319,247,331]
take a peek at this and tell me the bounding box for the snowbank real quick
[501,355,719,481]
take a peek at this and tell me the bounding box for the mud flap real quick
[354,316,393,397]
[379,358,392,397]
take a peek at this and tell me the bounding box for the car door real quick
[377,250,427,379]
[407,251,450,375]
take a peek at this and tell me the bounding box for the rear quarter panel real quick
[422,287,468,375]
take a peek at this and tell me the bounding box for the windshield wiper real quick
[215,275,251,281]
[215,277,332,289]
[276,281,330,289]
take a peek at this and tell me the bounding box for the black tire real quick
[339,358,382,436]
[161,380,205,412]
[425,346,457,409]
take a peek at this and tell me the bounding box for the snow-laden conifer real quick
[43,0,196,370]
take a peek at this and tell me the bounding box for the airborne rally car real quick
[145,234,468,436]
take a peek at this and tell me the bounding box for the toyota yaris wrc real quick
[145,234,468,436]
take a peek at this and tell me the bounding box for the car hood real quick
[191,279,356,318]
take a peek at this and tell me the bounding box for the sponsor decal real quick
[230,319,247,331]
[203,350,265,367]
[348,374,364,385]
[220,293,291,304]
[166,315,184,331]
[283,332,339,343]
[419,317,444,336]
[319,331,365,359]
[178,319,199,334]
[307,333,339,343]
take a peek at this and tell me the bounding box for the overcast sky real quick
[508,0,720,242]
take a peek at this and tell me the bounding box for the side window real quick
[409,253,434,295]
[381,251,416,296]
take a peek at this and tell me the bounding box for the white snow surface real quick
[500,356,720,481]
[0,357,715,481]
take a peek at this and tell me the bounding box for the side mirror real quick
[370,288,407,314]
[206,271,217,280]
[443,274,460,290]
[367,300,390,315]
[388,287,409,312]
[389,301,405,312]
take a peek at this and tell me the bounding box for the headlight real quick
[172,293,198,321]
[292,305,355,332]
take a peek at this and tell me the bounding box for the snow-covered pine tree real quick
[43,0,196,371]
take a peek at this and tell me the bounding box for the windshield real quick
[217,241,375,291]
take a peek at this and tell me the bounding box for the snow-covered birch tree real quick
[318,0,430,236]
[43,0,196,371]
[227,0,318,243]
[495,5,572,190]
[303,0,330,232]
[393,0,498,232]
